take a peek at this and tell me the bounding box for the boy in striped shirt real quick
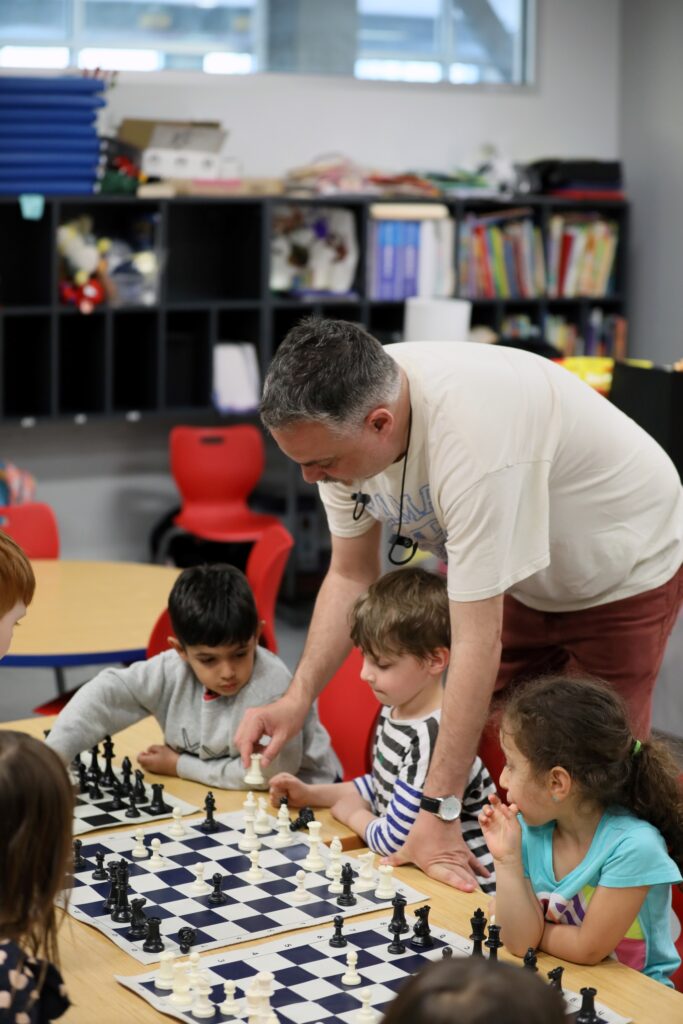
[269,567,496,893]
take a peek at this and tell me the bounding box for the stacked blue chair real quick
[0,75,106,195]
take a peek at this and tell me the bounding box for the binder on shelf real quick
[368,203,455,301]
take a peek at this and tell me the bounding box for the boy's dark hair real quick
[0,731,73,965]
[0,530,35,617]
[350,568,450,662]
[381,956,565,1024]
[168,564,259,648]
[502,675,683,871]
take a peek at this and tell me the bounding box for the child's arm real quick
[479,796,545,954]
[269,772,374,841]
[540,885,649,965]
[175,751,280,789]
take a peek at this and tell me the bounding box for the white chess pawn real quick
[355,987,377,1023]
[238,813,261,853]
[190,862,211,895]
[169,963,192,1007]
[168,806,185,838]
[326,836,343,879]
[328,859,343,895]
[290,869,309,903]
[190,980,214,1019]
[219,979,240,1016]
[254,796,271,836]
[245,848,264,883]
[154,950,175,990]
[243,790,257,814]
[270,815,291,849]
[341,950,361,986]
[245,982,265,1024]
[355,851,376,892]
[277,801,290,826]
[244,752,265,788]
[302,820,325,872]
[131,829,148,859]
[374,863,395,900]
[148,837,165,871]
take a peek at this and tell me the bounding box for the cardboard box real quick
[141,124,229,180]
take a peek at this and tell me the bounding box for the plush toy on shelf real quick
[57,216,110,314]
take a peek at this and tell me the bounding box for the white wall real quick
[103,0,621,176]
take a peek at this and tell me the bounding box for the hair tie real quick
[632,739,642,757]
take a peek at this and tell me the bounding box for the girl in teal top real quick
[479,675,683,987]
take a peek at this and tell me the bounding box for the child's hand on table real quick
[137,744,180,777]
[269,772,312,808]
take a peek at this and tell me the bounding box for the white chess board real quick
[66,810,428,964]
[117,915,632,1024]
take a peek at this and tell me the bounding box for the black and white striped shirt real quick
[353,705,496,892]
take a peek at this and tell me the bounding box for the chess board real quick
[117,915,632,1024]
[66,811,428,964]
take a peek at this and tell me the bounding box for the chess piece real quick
[168,805,185,838]
[77,762,89,794]
[410,906,434,949]
[326,836,343,880]
[387,928,406,955]
[328,859,343,895]
[373,863,394,900]
[88,777,103,801]
[208,872,228,906]
[89,744,101,780]
[131,829,148,859]
[270,815,292,849]
[154,950,175,990]
[290,869,309,903]
[576,987,598,1024]
[191,980,214,1019]
[289,806,315,832]
[169,962,192,1006]
[73,838,86,870]
[187,951,201,987]
[356,988,377,1023]
[354,850,375,892]
[120,756,133,794]
[341,950,361,986]
[133,768,147,802]
[388,893,408,935]
[219,979,240,1016]
[125,792,141,818]
[111,874,131,923]
[243,790,257,814]
[245,849,264,883]
[238,813,261,853]
[485,923,503,961]
[92,850,107,880]
[199,791,219,833]
[148,837,165,871]
[149,782,171,815]
[178,926,197,955]
[441,946,453,958]
[254,796,271,835]
[337,862,357,907]
[109,778,126,811]
[142,916,164,954]
[128,897,148,940]
[104,863,119,912]
[523,947,538,971]
[277,800,290,826]
[547,965,564,993]
[302,820,325,872]
[469,907,486,957]
[190,862,211,895]
[244,752,265,787]
[330,915,347,948]
[101,735,117,787]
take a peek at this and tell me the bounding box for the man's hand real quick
[269,772,312,809]
[235,693,308,769]
[137,744,179,777]
[384,810,490,892]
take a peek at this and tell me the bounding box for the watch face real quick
[439,796,462,822]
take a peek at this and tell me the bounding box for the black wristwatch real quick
[420,794,462,822]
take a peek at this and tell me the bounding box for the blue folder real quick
[0,93,106,109]
[0,122,99,139]
[0,137,101,155]
[0,111,98,126]
[0,76,105,94]
[0,151,103,167]
[0,181,98,195]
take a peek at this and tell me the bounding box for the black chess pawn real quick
[208,873,228,906]
[77,762,89,795]
[523,947,538,971]
[128,897,147,940]
[101,735,117,787]
[484,923,503,961]
[73,838,86,870]
[89,744,101,780]
[329,915,347,949]
[149,783,171,815]
[71,752,82,771]
[469,908,487,957]
[547,965,564,993]
[576,987,598,1024]
[109,778,126,811]
[178,927,197,955]
[199,791,219,833]
[124,793,141,818]
[120,756,133,795]
[142,917,164,954]
[441,946,453,959]
[337,862,357,907]
[133,769,147,802]
[88,777,103,801]
[92,850,107,881]
[388,893,409,935]
[410,905,434,949]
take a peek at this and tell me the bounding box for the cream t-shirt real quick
[319,342,683,611]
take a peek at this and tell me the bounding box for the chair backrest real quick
[478,719,508,798]
[318,648,381,782]
[170,426,266,510]
[246,524,294,654]
[146,607,174,659]
[0,502,60,559]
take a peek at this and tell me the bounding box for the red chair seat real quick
[173,507,280,543]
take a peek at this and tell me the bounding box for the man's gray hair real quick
[260,317,401,432]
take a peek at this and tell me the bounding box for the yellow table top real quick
[5,718,681,1023]
[4,560,180,665]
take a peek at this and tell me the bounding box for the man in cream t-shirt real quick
[236,317,683,890]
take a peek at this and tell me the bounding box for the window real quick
[0,0,534,86]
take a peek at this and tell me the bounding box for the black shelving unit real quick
[0,193,628,600]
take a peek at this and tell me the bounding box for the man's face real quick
[271,418,397,486]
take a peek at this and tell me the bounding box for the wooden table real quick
[6,718,681,1022]
[3,560,180,669]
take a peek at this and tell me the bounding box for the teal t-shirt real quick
[520,807,682,986]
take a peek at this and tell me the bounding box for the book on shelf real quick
[459,208,546,299]
[546,310,627,358]
[367,205,455,300]
[547,215,619,298]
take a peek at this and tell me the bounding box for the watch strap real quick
[420,795,441,813]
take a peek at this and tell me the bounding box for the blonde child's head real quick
[0,732,74,962]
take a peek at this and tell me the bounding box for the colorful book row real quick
[547,215,619,298]
[459,209,546,300]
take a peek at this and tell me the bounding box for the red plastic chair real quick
[318,648,381,782]
[478,718,507,798]
[670,775,683,992]
[0,502,60,559]
[163,426,280,554]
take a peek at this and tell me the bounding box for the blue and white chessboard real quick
[71,761,198,836]
[66,810,427,964]
[117,915,631,1024]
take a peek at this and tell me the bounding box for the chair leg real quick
[55,667,66,696]
[155,526,186,565]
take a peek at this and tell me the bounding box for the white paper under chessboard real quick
[66,810,427,964]
[117,914,632,1024]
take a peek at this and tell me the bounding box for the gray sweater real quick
[46,647,341,787]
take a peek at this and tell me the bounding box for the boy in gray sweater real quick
[46,564,341,787]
